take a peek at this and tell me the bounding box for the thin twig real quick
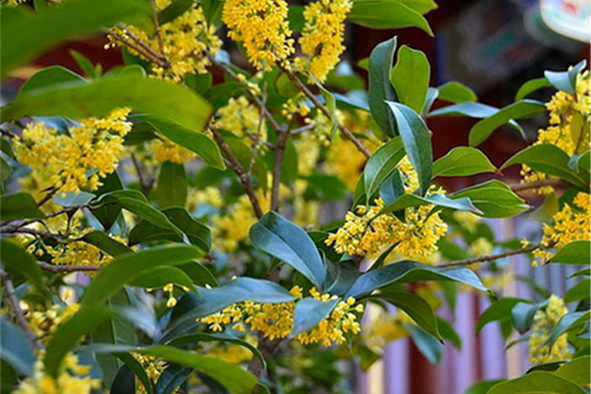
[37,261,102,273]
[149,0,166,55]
[36,188,57,207]
[210,128,263,218]
[290,124,315,135]
[1,271,43,350]
[1,227,68,240]
[510,179,566,192]
[131,153,150,196]
[108,29,170,69]
[271,124,292,212]
[438,244,540,268]
[280,68,371,158]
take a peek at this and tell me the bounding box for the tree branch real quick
[37,261,102,273]
[271,127,291,212]
[438,244,540,268]
[210,128,264,218]
[510,179,565,192]
[280,68,371,159]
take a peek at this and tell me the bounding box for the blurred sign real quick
[540,0,591,42]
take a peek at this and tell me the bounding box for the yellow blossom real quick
[25,303,80,345]
[146,137,196,164]
[528,295,572,363]
[362,311,412,351]
[217,96,267,146]
[468,237,493,258]
[453,211,481,232]
[221,0,294,71]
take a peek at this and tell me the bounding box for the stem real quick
[280,68,371,159]
[36,188,57,207]
[210,128,263,218]
[37,261,102,273]
[510,179,565,192]
[131,153,151,196]
[149,0,166,55]
[271,127,291,212]
[1,271,43,350]
[438,244,540,268]
[108,28,170,69]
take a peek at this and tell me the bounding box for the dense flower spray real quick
[528,295,572,363]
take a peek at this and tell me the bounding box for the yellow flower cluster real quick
[217,96,267,146]
[281,94,311,121]
[202,335,257,364]
[14,109,131,194]
[534,192,590,265]
[521,71,590,193]
[528,295,572,363]
[468,237,493,258]
[133,353,176,394]
[452,211,481,232]
[326,188,448,259]
[110,1,221,81]
[146,137,196,164]
[199,286,364,347]
[294,0,353,82]
[222,0,294,70]
[13,353,99,394]
[186,186,224,213]
[362,311,411,351]
[25,303,80,345]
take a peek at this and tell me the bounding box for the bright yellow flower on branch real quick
[528,295,572,363]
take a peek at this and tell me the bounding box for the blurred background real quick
[2,0,589,393]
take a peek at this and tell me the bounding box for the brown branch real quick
[108,29,169,69]
[1,227,68,241]
[280,68,371,159]
[149,0,166,55]
[1,271,43,350]
[510,179,566,192]
[210,128,263,218]
[438,244,540,268]
[37,261,102,273]
[271,128,291,212]
[36,188,57,207]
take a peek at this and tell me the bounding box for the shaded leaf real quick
[156,162,187,209]
[376,291,441,340]
[432,147,496,177]
[368,36,398,137]
[364,136,405,199]
[291,298,339,337]
[0,239,44,291]
[549,241,591,265]
[451,180,530,218]
[0,193,45,221]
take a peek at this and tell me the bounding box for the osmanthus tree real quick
[0,0,589,393]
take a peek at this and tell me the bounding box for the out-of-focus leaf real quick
[156,162,187,209]
[0,193,45,221]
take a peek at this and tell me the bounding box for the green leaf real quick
[544,60,586,94]
[385,101,433,194]
[155,364,193,394]
[345,261,488,298]
[379,169,406,204]
[390,45,430,113]
[368,36,398,137]
[569,268,590,278]
[476,297,527,334]
[554,356,590,386]
[157,0,193,24]
[219,130,267,191]
[0,318,35,376]
[349,0,433,35]
[376,291,441,340]
[1,75,212,135]
[1,0,151,79]
[89,171,124,231]
[432,147,496,177]
[398,0,437,14]
[364,136,405,199]
[287,5,306,31]
[169,278,295,320]
[130,266,195,291]
[405,323,441,364]
[177,261,218,287]
[114,352,153,394]
[0,239,44,291]
[515,77,550,101]
[512,300,547,333]
[0,193,45,222]
[156,162,187,209]
[469,99,546,146]
[112,365,136,394]
[200,0,223,26]
[429,102,499,118]
[488,371,586,394]
[129,207,211,253]
[70,50,100,79]
[139,115,225,170]
[549,241,591,265]
[250,212,327,288]
[19,66,86,97]
[565,279,590,303]
[501,144,588,188]
[436,81,477,103]
[436,317,461,349]
[81,245,204,308]
[379,192,480,215]
[546,311,590,346]
[451,180,530,218]
[81,231,133,257]
[53,191,95,207]
[303,174,349,201]
[291,298,340,337]
[312,76,338,137]
[465,379,506,394]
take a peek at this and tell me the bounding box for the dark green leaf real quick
[565,279,590,303]
[364,136,405,199]
[379,170,405,204]
[436,317,461,348]
[432,147,496,177]
[0,318,35,376]
[291,298,339,337]
[476,297,527,333]
[549,241,591,265]
[349,0,433,35]
[19,66,86,97]
[554,356,590,386]
[376,291,441,340]
[89,171,124,231]
[157,0,193,24]
[200,0,223,26]
[368,37,398,137]
[569,268,591,278]
[405,323,441,364]
[488,371,586,394]
[70,50,100,79]
[155,364,193,394]
[177,261,218,287]
[436,81,477,103]
[345,261,488,298]
[303,174,349,201]
[156,162,187,209]
[544,60,586,94]
[451,180,530,218]
[469,100,546,146]
[1,0,151,79]
[0,239,44,291]
[250,212,326,288]
[501,144,588,188]
[81,231,133,257]
[379,192,480,215]
[512,300,547,333]
[130,266,195,290]
[546,311,590,346]
[385,101,432,194]
[390,45,430,113]
[515,77,550,101]
[0,193,45,221]
[111,365,136,394]
[1,75,212,135]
